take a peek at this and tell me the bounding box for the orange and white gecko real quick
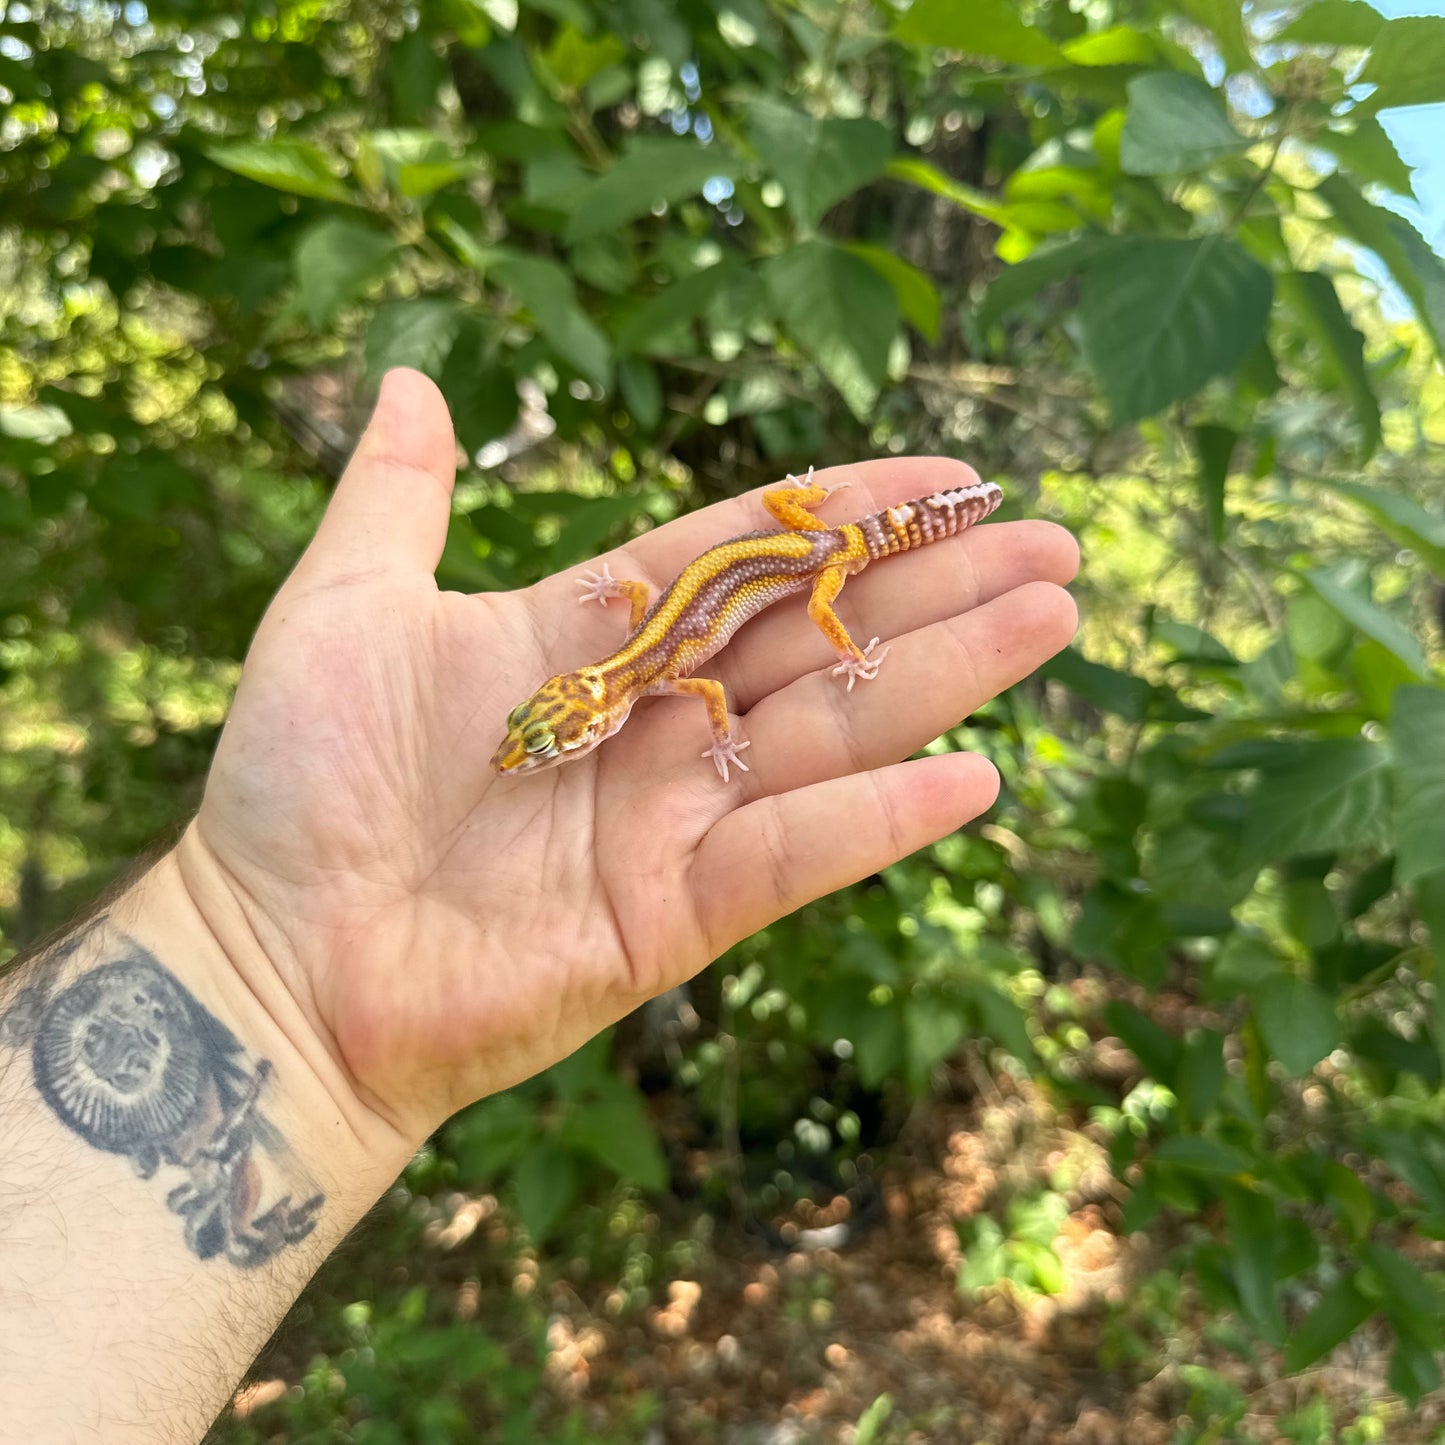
[490,469,1003,781]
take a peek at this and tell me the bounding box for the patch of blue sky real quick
[1366,0,1445,253]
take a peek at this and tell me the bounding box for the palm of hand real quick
[189,371,1078,1143]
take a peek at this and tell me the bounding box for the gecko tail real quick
[857,479,1003,560]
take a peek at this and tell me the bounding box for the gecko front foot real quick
[701,736,751,783]
[832,637,890,693]
[576,564,624,606]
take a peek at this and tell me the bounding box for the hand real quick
[181,369,1078,1149]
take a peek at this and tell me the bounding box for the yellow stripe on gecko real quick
[490,469,1004,782]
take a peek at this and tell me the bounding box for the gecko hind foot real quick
[702,737,751,783]
[833,637,890,693]
[576,563,624,606]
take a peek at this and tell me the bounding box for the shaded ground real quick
[228,1075,1444,1444]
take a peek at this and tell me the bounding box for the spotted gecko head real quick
[490,669,630,776]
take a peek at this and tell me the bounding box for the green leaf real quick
[1274,0,1384,47]
[885,156,1010,227]
[1039,646,1153,721]
[1316,175,1441,358]
[390,29,443,122]
[543,23,626,90]
[1316,116,1414,196]
[1282,1274,1376,1372]
[1104,1000,1182,1081]
[1079,237,1273,423]
[491,254,612,387]
[293,218,395,327]
[892,0,1063,65]
[439,316,519,456]
[1118,72,1247,176]
[1193,424,1235,546]
[843,243,940,340]
[561,136,732,244]
[559,1089,667,1191]
[365,297,465,380]
[1061,25,1159,66]
[977,234,1121,328]
[1252,976,1340,1076]
[904,999,967,1091]
[617,356,662,430]
[1223,1185,1285,1341]
[1239,738,1390,868]
[1389,1334,1443,1403]
[1152,1136,1252,1175]
[1278,270,1380,458]
[1360,1241,1445,1349]
[1317,479,1445,581]
[206,140,354,202]
[510,1143,580,1243]
[1385,214,1445,364]
[613,259,737,356]
[1392,686,1445,886]
[1177,1029,1226,1123]
[854,1395,894,1445]
[1169,0,1252,72]
[446,1094,541,1183]
[764,241,899,419]
[1359,16,1445,110]
[1301,564,1426,677]
[749,100,891,231]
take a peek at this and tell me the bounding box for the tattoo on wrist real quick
[1,922,324,1267]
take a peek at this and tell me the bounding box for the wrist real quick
[140,837,419,1206]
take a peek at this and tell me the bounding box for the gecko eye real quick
[507,703,530,728]
[523,727,554,754]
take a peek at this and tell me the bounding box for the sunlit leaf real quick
[843,243,941,340]
[1316,478,1445,580]
[1316,174,1441,360]
[885,156,1010,226]
[1118,71,1247,175]
[1359,16,1445,110]
[1316,116,1414,196]
[1301,564,1426,677]
[207,139,354,202]
[1275,0,1384,46]
[892,0,1063,64]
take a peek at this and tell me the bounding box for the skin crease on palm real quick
[174,367,1080,1157]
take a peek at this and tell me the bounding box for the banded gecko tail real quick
[856,478,1003,560]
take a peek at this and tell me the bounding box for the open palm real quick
[182,370,1078,1147]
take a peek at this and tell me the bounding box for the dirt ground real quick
[233,1076,1445,1444]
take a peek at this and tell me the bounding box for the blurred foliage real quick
[5,0,1445,1433]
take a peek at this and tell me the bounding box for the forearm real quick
[0,852,413,1444]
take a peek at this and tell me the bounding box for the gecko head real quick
[490,669,628,777]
